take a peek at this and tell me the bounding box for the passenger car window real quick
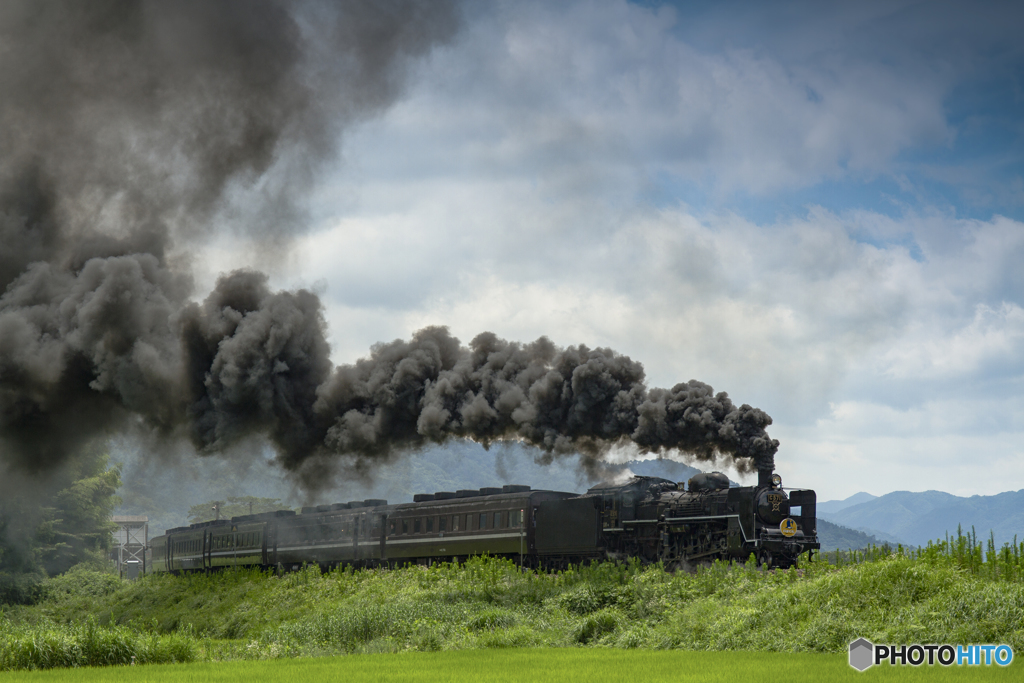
[494,512,502,529]
[426,517,434,533]
[479,513,487,530]
[439,517,446,532]
[401,520,408,534]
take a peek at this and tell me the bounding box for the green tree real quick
[35,460,122,575]
[187,496,285,523]
[1,451,121,603]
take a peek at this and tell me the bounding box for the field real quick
[1,650,1021,683]
[2,538,1022,673]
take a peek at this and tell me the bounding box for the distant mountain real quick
[817,492,878,516]
[816,519,884,552]
[819,489,1024,549]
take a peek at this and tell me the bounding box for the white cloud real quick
[338,0,954,201]
[293,177,1024,493]
[779,398,1024,499]
[877,302,1024,380]
[188,0,1024,497]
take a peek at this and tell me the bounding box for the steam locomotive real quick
[149,469,819,573]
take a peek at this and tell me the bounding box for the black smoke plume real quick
[0,1,778,493]
[313,327,778,480]
[0,0,458,477]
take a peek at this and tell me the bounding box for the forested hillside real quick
[820,489,1024,548]
[815,519,882,552]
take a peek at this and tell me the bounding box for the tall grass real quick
[824,525,1024,581]
[0,617,196,670]
[3,533,1023,671]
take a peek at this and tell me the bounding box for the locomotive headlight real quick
[771,473,782,488]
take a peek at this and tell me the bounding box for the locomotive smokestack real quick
[758,469,774,489]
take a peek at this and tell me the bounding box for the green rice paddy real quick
[0,649,1019,683]
[0,651,1019,683]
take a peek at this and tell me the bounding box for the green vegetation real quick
[3,535,1024,672]
[0,618,196,671]
[824,525,1024,581]
[2,649,1020,683]
[0,453,121,605]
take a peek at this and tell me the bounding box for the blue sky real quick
[198,0,1024,499]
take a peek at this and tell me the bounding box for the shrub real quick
[478,625,540,648]
[616,624,651,649]
[574,609,619,644]
[38,565,121,603]
[469,608,517,631]
[559,585,606,615]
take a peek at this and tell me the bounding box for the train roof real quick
[390,487,573,510]
[158,485,578,537]
[230,509,297,523]
[586,475,676,494]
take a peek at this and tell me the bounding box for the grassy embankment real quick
[2,530,1023,671]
